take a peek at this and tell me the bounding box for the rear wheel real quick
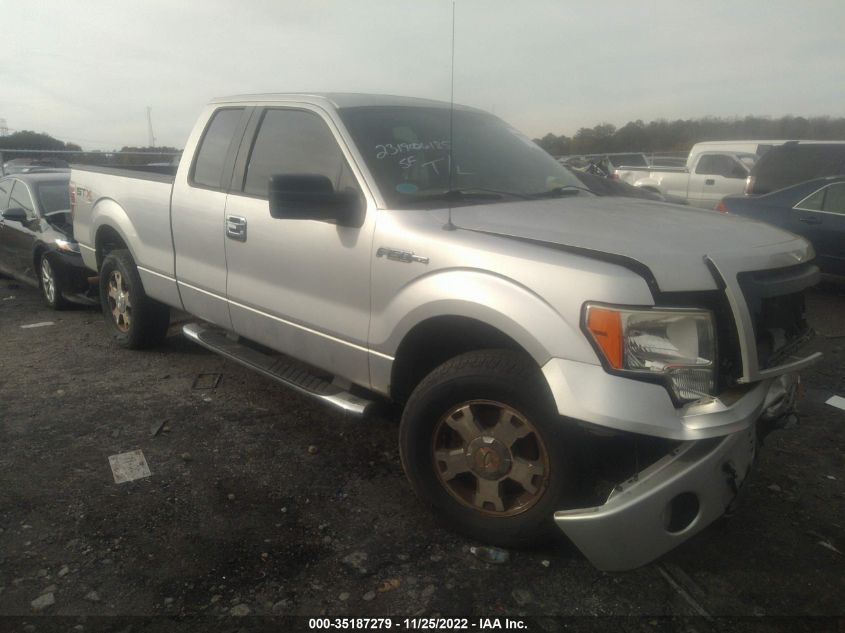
[39,252,69,310]
[399,349,577,547]
[99,249,170,349]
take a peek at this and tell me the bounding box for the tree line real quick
[533,115,845,157]
[0,131,179,166]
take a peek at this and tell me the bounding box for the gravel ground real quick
[0,278,843,632]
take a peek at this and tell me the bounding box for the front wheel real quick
[99,249,170,349]
[39,252,69,310]
[399,349,578,547]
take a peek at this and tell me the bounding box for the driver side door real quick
[690,154,748,209]
[222,105,376,387]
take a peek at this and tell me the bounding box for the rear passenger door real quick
[792,182,845,276]
[222,105,375,387]
[171,107,251,328]
[690,154,749,209]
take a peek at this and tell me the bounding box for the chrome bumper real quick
[555,424,757,571]
[554,372,803,571]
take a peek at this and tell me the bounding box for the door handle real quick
[226,215,247,241]
[798,216,822,225]
[704,179,715,186]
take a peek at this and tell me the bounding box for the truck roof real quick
[209,92,484,112]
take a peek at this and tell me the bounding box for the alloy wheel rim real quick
[41,259,55,303]
[432,399,550,516]
[107,270,132,332]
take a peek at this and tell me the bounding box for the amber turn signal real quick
[586,306,623,369]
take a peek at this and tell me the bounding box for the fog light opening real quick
[664,492,700,534]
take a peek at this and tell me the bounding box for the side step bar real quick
[182,322,374,417]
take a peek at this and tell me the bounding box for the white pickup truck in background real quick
[615,141,792,209]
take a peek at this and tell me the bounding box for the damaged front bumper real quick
[554,373,801,571]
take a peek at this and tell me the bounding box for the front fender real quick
[368,268,601,394]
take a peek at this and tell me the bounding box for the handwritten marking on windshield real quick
[421,158,446,175]
[375,141,451,160]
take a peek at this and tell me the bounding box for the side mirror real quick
[268,174,364,228]
[2,207,27,222]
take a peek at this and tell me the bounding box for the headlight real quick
[583,303,716,404]
[54,238,80,253]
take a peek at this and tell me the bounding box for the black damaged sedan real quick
[0,172,96,309]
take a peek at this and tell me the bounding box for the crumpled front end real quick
[548,250,820,570]
[555,372,800,571]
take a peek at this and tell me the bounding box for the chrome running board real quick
[182,322,373,417]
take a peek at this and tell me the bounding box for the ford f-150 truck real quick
[72,94,820,571]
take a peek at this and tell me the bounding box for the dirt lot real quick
[0,279,843,632]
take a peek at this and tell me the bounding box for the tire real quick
[39,252,69,310]
[399,349,578,548]
[99,249,170,349]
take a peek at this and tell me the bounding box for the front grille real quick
[738,262,817,370]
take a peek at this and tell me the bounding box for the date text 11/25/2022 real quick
[307,617,528,630]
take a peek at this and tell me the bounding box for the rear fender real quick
[91,198,140,268]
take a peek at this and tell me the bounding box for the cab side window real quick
[695,155,718,175]
[696,154,746,179]
[9,181,35,218]
[241,109,355,198]
[191,108,245,190]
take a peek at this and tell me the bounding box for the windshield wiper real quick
[407,188,532,202]
[527,185,596,198]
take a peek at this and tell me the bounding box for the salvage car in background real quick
[560,153,649,177]
[719,176,845,277]
[0,173,93,308]
[745,141,845,195]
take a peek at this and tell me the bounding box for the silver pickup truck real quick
[615,144,758,209]
[72,93,820,571]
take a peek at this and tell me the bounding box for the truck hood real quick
[443,196,814,291]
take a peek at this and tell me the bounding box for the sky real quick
[2,0,844,151]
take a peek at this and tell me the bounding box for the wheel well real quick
[390,316,530,403]
[95,225,128,269]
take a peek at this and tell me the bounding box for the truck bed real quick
[70,164,178,300]
[70,163,177,183]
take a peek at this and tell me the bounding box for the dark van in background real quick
[746,141,845,195]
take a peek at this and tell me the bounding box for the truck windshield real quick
[338,106,584,208]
